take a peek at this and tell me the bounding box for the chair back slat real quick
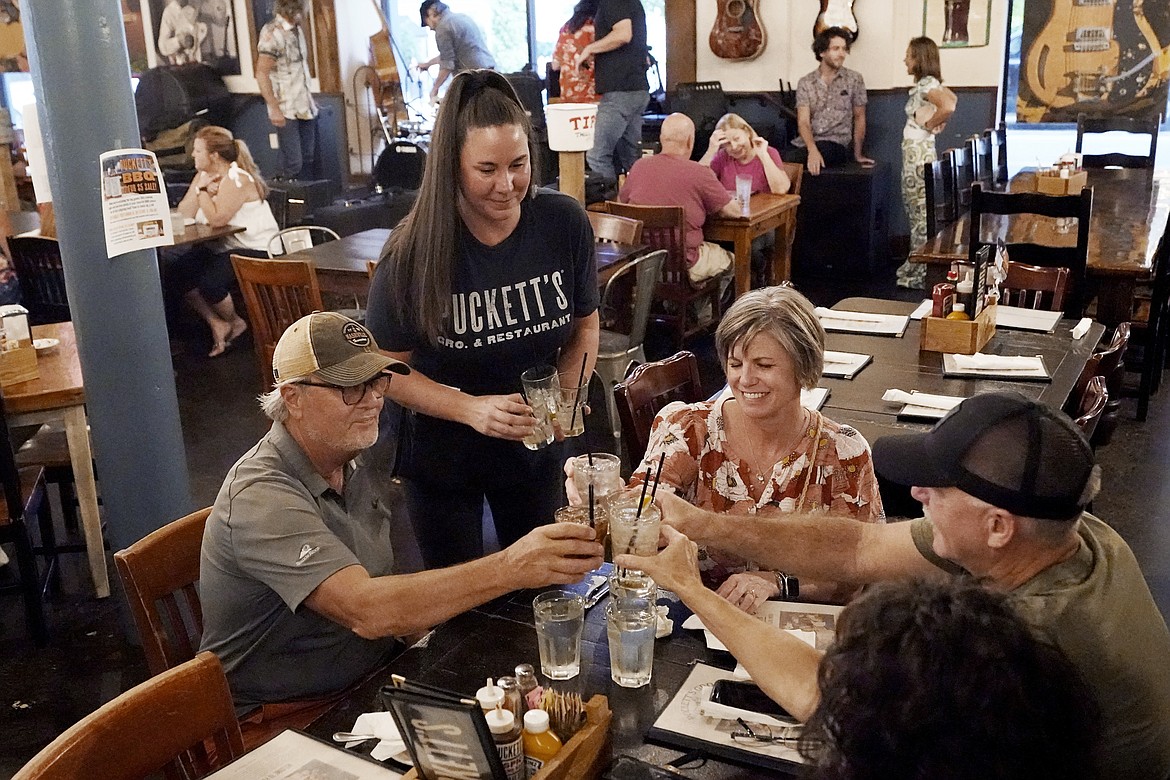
[1074,375,1108,440]
[588,211,644,245]
[924,156,956,237]
[231,255,324,391]
[948,146,974,210]
[781,161,804,196]
[113,507,212,677]
[992,124,1009,185]
[614,351,703,460]
[967,134,993,188]
[1001,261,1069,311]
[968,183,1094,317]
[1075,112,1159,169]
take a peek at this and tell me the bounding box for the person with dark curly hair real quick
[798,578,1099,779]
[620,392,1170,780]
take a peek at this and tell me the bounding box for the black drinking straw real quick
[568,352,588,434]
[635,468,651,519]
[588,483,595,528]
[648,452,666,505]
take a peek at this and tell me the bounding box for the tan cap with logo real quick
[272,312,409,387]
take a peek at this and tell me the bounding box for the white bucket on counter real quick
[545,103,598,152]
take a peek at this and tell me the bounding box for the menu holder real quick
[920,303,997,354]
[821,351,872,380]
[381,679,506,780]
[942,353,1051,382]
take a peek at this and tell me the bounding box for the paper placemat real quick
[821,350,872,379]
[994,305,1063,332]
[815,307,910,337]
[943,353,1051,381]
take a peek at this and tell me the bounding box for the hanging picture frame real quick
[922,0,992,48]
[141,0,244,76]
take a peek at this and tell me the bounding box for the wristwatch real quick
[775,571,799,601]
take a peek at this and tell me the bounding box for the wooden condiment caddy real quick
[400,695,612,780]
[0,305,37,387]
[920,304,997,355]
[1035,169,1087,195]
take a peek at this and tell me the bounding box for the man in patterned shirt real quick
[256,0,317,179]
[788,27,873,175]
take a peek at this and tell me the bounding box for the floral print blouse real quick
[631,397,884,586]
[552,21,598,103]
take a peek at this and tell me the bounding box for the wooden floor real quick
[0,265,1167,778]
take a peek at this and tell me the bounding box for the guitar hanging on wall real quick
[709,0,767,61]
[813,0,859,41]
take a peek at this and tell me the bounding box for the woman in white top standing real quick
[895,37,956,290]
[174,125,279,356]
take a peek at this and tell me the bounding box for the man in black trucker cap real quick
[620,392,1170,780]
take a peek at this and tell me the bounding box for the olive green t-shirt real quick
[912,514,1170,780]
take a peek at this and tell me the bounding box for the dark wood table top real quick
[704,192,800,235]
[819,298,1104,431]
[170,221,247,247]
[910,167,1170,278]
[307,590,785,779]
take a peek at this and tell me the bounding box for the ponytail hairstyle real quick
[381,69,537,344]
[194,125,269,199]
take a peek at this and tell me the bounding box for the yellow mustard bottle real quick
[946,303,970,320]
[522,708,562,777]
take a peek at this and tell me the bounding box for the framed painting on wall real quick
[141,0,243,76]
[922,0,991,47]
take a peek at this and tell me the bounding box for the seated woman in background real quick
[629,286,882,609]
[171,125,279,356]
[699,113,790,195]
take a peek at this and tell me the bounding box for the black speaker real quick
[135,63,231,141]
[792,164,888,277]
[374,140,427,191]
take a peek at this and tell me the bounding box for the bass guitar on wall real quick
[709,0,767,61]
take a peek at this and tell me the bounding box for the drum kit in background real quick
[373,113,430,192]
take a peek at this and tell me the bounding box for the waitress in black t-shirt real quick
[367,70,600,568]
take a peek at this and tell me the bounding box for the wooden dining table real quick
[703,192,801,296]
[5,322,108,597]
[169,221,246,248]
[284,228,648,298]
[818,297,1104,444]
[909,167,1170,325]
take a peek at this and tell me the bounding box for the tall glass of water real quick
[520,365,559,450]
[532,590,584,680]
[606,595,656,688]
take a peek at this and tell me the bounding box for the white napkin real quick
[822,350,856,365]
[909,299,933,320]
[951,353,1044,371]
[348,711,411,763]
[814,306,884,323]
[883,389,965,411]
[1071,317,1093,339]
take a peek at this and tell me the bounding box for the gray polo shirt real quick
[199,422,400,713]
[435,11,496,72]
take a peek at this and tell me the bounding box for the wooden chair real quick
[7,236,70,325]
[266,225,341,257]
[0,387,50,645]
[602,201,728,348]
[1067,323,1129,446]
[988,124,1009,186]
[587,211,643,245]
[1075,113,1160,169]
[595,249,667,441]
[1074,375,1108,442]
[968,183,1094,317]
[1001,261,1069,311]
[966,134,993,189]
[231,255,324,391]
[923,156,957,237]
[781,161,804,196]
[114,507,211,677]
[947,145,974,211]
[1128,227,1170,421]
[11,651,244,780]
[614,351,703,462]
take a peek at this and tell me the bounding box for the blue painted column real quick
[23,0,193,583]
